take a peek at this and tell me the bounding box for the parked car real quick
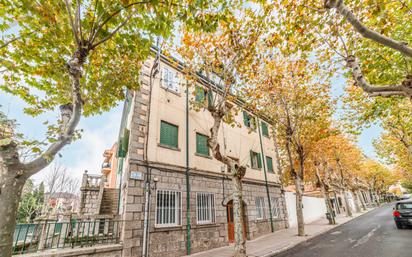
[400,194,412,200]
[393,200,412,229]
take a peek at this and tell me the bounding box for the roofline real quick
[149,46,275,126]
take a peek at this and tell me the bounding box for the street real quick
[276,204,412,257]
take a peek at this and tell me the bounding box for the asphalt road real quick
[276,204,412,257]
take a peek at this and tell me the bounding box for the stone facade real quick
[118,57,288,257]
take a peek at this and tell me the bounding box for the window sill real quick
[255,219,268,223]
[158,143,181,151]
[195,222,218,227]
[153,225,183,232]
[251,167,262,171]
[161,86,181,97]
[195,153,212,159]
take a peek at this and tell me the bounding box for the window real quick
[255,197,265,220]
[195,86,206,103]
[160,121,178,149]
[156,190,182,227]
[250,150,262,169]
[162,67,180,93]
[195,86,213,108]
[261,121,269,137]
[266,156,274,173]
[196,193,216,224]
[243,111,256,129]
[196,133,210,156]
[270,197,280,218]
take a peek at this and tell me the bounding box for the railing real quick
[12,219,124,255]
[82,171,104,189]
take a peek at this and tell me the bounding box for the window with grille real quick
[250,150,262,169]
[196,133,210,156]
[261,121,269,137]
[255,197,265,220]
[266,156,274,173]
[160,121,178,148]
[156,190,182,227]
[196,193,215,224]
[162,67,180,93]
[270,197,280,218]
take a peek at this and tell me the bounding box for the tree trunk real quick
[232,174,246,257]
[343,189,353,217]
[375,191,381,206]
[294,176,305,236]
[357,191,367,211]
[0,165,26,257]
[351,190,361,213]
[315,167,335,224]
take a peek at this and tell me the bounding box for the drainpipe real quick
[257,119,274,232]
[142,39,161,257]
[185,81,191,255]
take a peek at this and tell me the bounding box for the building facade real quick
[117,55,288,257]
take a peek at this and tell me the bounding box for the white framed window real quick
[156,190,182,227]
[161,67,180,93]
[255,196,265,220]
[270,197,280,218]
[196,193,216,224]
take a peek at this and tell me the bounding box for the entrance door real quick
[227,200,247,243]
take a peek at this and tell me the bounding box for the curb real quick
[263,207,377,257]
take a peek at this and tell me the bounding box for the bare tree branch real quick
[345,55,412,97]
[90,14,132,49]
[64,0,80,46]
[325,0,412,58]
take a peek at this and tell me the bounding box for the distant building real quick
[45,192,79,214]
[101,143,119,188]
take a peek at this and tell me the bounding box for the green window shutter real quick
[195,86,205,103]
[196,133,209,156]
[118,129,130,158]
[207,90,213,108]
[243,111,249,127]
[261,121,269,137]
[257,152,262,169]
[160,121,178,148]
[266,156,274,172]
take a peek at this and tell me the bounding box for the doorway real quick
[227,200,247,243]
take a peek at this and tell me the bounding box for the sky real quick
[0,69,383,187]
[0,92,123,185]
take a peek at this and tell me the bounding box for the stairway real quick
[99,188,119,215]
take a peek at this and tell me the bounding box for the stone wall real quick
[79,172,105,216]
[22,245,122,257]
[123,162,288,257]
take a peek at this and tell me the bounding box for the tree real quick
[177,4,274,255]
[0,1,226,256]
[344,87,412,189]
[360,159,398,204]
[43,163,80,214]
[17,180,44,223]
[244,57,334,236]
[272,0,411,98]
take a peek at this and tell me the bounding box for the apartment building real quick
[116,53,288,257]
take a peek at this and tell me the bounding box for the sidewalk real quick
[185,208,374,257]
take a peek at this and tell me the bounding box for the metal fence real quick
[12,219,123,255]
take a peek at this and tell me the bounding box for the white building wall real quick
[285,192,327,227]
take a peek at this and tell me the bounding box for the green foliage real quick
[17,180,45,223]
